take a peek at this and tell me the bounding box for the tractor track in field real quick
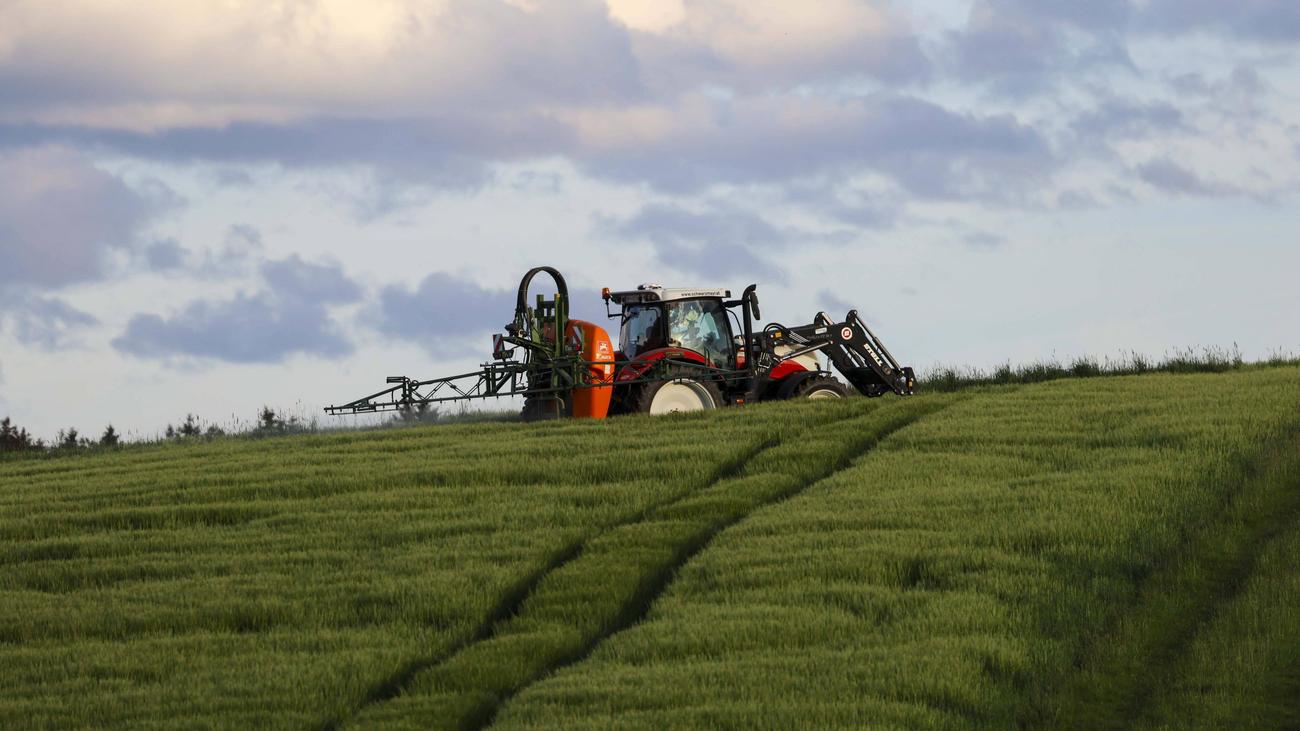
[1030,421,1300,728]
[454,400,950,731]
[1121,427,1300,726]
[319,414,845,731]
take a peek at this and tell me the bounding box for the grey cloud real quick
[212,168,255,187]
[1136,158,1240,197]
[1071,98,1186,143]
[943,0,1298,99]
[193,224,265,279]
[612,204,793,250]
[510,170,564,195]
[113,256,361,363]
[647,238,784,283]
[817,290,856,316]
[627,11,931,93]
[0,292,98,349]
[1169,67,1270,99]
[964,231,1006,249]
[0,114,575,191]
[0,146,164,288]
[968,0,1133,31]
[375,272,513,353]
[261,255,362,304]
[373,272,613,355]
[584,95,1055,201]
[144,239,186,271]
[945,0,1134,96]
[599,204,820,282]
[139,226,262,278]
[782,181,900,230]
[0,1,643,115]
[1138,0,1300,43]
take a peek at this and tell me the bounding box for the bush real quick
[0,417,43,453]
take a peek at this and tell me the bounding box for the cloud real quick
[578,94,1055,199]
[622,0,930,89]
[0,292,98,349]
[817,289,856,316]
[372,270,613,355]
[262,255,362,304]
[940,0,1299,99]
[0,115,569,189]
[0,1,944,199]
[113,255,361,363]
[1138,0,1300,43]
[0,146,164,287]
[1071,97,1186,143]
[944,0,1134,96]
[144,239,186,271]
[0,1,642,124]
[1135,158,1240,197]
[963,231,1006,249]
[0,1,928,130]
[375,272,514,354]
[600,203,823,281]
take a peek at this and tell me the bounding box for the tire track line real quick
[1030,419,1300,728]
[321,408,854,731]
[461,399,953,731]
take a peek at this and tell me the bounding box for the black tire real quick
[521,395,568,422]
[786,374,850,400]
[628,374,723,414]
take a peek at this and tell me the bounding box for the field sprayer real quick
[325,266,915,420]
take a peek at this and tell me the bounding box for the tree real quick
[258,405,284,432]
[100,425,120,447]
[393,402,439,425]
[0,417,38,452]
[254,406,302,436]
[57,428,80,450]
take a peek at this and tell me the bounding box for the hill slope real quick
[2,367,1299,729]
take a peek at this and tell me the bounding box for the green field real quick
[3,366,1299,729]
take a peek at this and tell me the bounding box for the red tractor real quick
[326,266,915,420]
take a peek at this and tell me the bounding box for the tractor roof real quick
[608,284,731,305]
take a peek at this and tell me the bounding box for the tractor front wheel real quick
[632,377,722,414]
[786,374,850,400]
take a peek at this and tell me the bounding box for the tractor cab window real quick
[665,299,731,365]
[620,304,666,357]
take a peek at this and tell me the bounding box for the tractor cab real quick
[606,285,736,367]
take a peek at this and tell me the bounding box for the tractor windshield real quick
[620,299,733,364]
[620,304,666,358]
[665,299,731,365]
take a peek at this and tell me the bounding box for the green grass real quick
[919,345,1298,392]
[2,366,1299,729]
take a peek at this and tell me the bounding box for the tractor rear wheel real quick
[788,374,849,400]
[521,395,568,421]
[631,376,722,414]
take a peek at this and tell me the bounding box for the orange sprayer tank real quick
[565,319,615,418]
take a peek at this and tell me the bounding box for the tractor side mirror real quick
[747,290,761,320]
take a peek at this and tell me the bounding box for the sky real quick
[1,0,1298,440]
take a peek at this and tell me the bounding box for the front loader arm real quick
[761,311,916,397]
